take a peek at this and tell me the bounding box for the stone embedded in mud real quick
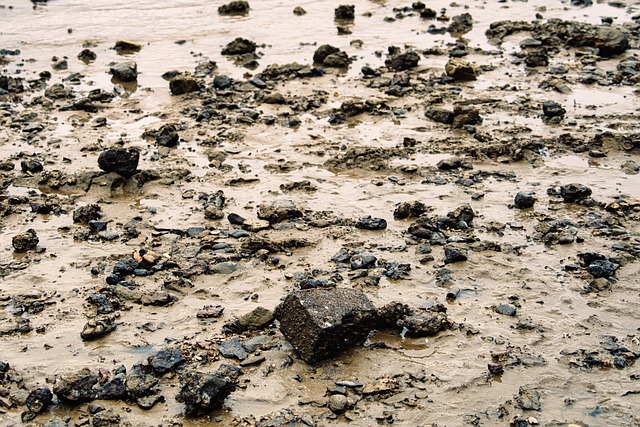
[445,58,476,81]
[114,40,142,53]
[335,5,355,20]
[595,26,629,57]
[394,201,428,220]
[218,0,249,15]
[293,6,306,15]
[588,260,618,279]
[514,191,536,209]
[257,200,303,224]
[197,304,224,319]
[386,50,420,72]
[175,365,240,416]
[313,44,341,63]
[328,394,348,414]
[515,386,541,411]
[448,204,475,227]
[377,301,414,327]
[98,147,140,177]
[495,303,517,317]
[126,364,159,398]
[109,61,138,82]
[92,409,120,427]
[263,92,286,104]
[425,107,454,125]
[149,348,186,375]
[542,100,566,118]
[21,159,43,173]
[221,37,256,55]
[81,315,117,341]
[12,229,39,252]
[524,47,549,67]
[350,251,377,269]
[204,205,224,220]
[323,51,350,68]
[218,337,248,360]
[355,215,387,230]
[169,75,200,95]
[443,244,468,264]
[437,156,472,170]
[559,183,592,203]
[274,288,378,363]
[452,104,482,128]
[78,49,97,63]
[155,124,179,147]
[73,204,102,224]
[230,306,274,332]
[448,13,473,35]
[397,311,451,336]
[54,368,101,403]
[26,388,53,414]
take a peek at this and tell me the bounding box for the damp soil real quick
[1,0,640,426]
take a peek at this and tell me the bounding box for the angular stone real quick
[274,288,377,363]
[155,124,179,147]
[149,348,185,375]
[355,215,387,230]
[445,58,476,80]
[126,364,159,398]
[110,62,137,82]
[98,147,140,177]
[559,183,592,202]
[53,369,101,403]
[12,229,39,252]
[26,388,53,413]
[221,38,256,55]
[443,244,468,264]
[169,76,200,95]
[175,365,240,415]
[514,191,536,209]
[80,315,117,341]
[257,200,303,223]
[397,312,450,336]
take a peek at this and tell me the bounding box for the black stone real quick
[12,229,39,252]
[335,5,355,20]
[98,147,140,177]
[542,100,566,118]
[155,124,179,147]
[355,215,387,230]
[559,183,592,202]
[588,260,618,278]
[169,76,200,95]
[514,191,536,209]
[175,365,240,416]
[26,388,53,413]
[221,38,256,55]
[110,62,138,82]
[149,348,186,375]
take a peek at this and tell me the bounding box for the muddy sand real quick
[1,0,640,426]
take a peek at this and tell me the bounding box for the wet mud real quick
[1,0,640,426]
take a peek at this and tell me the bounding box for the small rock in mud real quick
[204,205,224,220]
[355,215,387,230]
[257,200,303,223]
[452,104,482,128]
[155,124,179,147]
[114,40,142,53]
[328,393,348,413]
[443,244,468,264]
[542,100,566,119]
[218,0,249,15]
[54,368,101,403]
[225,306,273,333]
[595,26,629,57]
[98,147,140,177]
[78,49,97,63]
[514,191,536,209]
[445,58,476,80]
[263,92,286,104]
[80,315,117,341]
[218,337,248,360]
[313,44,340,63]
[92,409,120,427]
[109,61,138,82]
[425,107,454,125]
[495,303,517,317]
[274,288,378,363]
[448,13,473,34]
[394,201,428,220]
[335,5,354,20]
[397,311,451,336]
[377,301,414,327]
[175,365,240,415]
[12,229,39,252]
[386,50,420,71]
[73,204,102,224]
[149,348,185,375]
[169,75,200,95]
[587,260,618,279]
[25,388,53,414]
[197,305,224,319]
[437,156,472,170]
[221,37,256,55]
[350,251,377,269]
[293,6,306,15]
[126,364,159,398]
[515,386,541,411]
[559,183,592,203]
[21,159,43,173]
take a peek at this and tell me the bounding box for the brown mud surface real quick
[1,0,640,426]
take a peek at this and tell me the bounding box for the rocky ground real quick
[1,0,640,426]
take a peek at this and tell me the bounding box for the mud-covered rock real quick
[80,315,117,341]
[448,13,473,35]
[12,229,39,252]
[169,76,200,95]
[386,50,420,72]
[25,388,53,414]
[397,311,451,336]
[78,49,97,62]
[73,204,102,224]
[126,364,159,398]
[515,386,541,411]
[377,301,414,327]
[155,124,179,147]
[274,288,378,363]
[92,409,120,427]
[109,62,137,82]
[257,200,303,223]
[394,201,428,220]
[559,183,592,202]
[175,365,240,415]
[443,244,468,264]
[445,58,476,80]
[350,251,377,269]
[595,26,629,57]
[114,40,142,53]
[218,0,249,15]
[588,260,618,279]
[452,104,482,128]
[149,348,185,375]
[425,107,454,124]
[53,369,101,403]
[355,215,387,230]
[221,38,256,55]
[98,147,140,177]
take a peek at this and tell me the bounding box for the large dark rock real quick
[221,38,256,55]
[155,124,179,147]
[149,348,186,375]
[335,5,355,20]
[559,183,592,202]
[386,51,420,71]
[445,58,476,80]
[54,369,101,403]
[169,76,200,95]
[313,44,341,63]
[394,201,429,220]
[175,365,240,415]
[98,147,140,177]
[218,0,249,15]
[109,62,138,82]
[425,108,454,124]
[114,40,142,53]
[542,100,566,118]
[274,288,378,363]
[26,388,53,413]
[595,26,629,57]
[588,260,618,278]
[514,191,536,209]
[12,229,39,252]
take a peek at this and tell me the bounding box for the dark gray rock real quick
[21,159,44,173]
[218,337,248,360]
[114,40,142,53]
[218,0,249,15]
[386,51,420,71]
[452,104,482,128]
[126,364,159,398]
[394,201,429,220]
[542,100,566,118]
[335,5,355,20]
[448,13,473,34]
[350,251,377,270]
[92,409,120,427]
[274,288,377,363]
[514,191,536,209]
[197,305,225,319]
[110,62,138,82]
[313,44,341,63]
[155,124,179,147]
[559,183,592,202]
[26,388,53,414]
[53,369,101,402]
[98,147,140,177]
[175,365,240,415]
[78,49,97,63]
[495,303,517,317]
[149,348,186,375]
[222,38,256,55]
[169,76,200,95]
[377,301,414,327]
[323,52,350,68]
[355,215,387,230]
[213,75,233,89]
[588,260,618,278]
[443,244,468,264]
[515,386,541,411]
[80,315,117,341]
[425,108,454,124]
[12,229,39,252]
[436,156,472,170]
[233,306,274,332]
[596,26,629,57]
